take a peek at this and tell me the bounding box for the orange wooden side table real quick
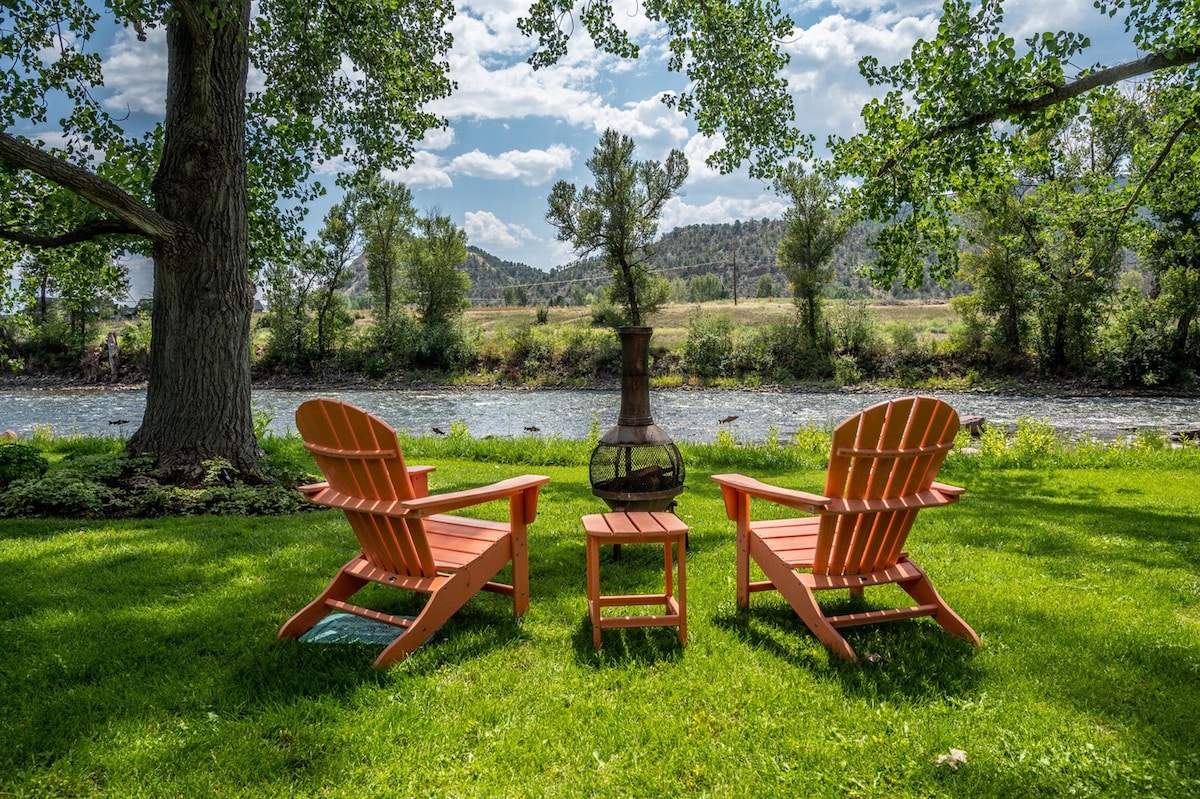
[583,511,689,649]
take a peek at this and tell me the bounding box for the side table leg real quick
[587,533,602,649]
[677,536,687,646]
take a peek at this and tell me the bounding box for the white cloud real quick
[421,126,456,150]
[585,93,690,151]
[780,10,942,144]
[102,26,167,115]
[450,143,575,184]
[437,2,685,148]
[387,151,454,189]
[681,132,727,182]
[464,210,535,249]
[660,195,788,232]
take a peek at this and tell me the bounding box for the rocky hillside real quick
[345,219,961,307]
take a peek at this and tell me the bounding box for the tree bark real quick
[127,2,260,478]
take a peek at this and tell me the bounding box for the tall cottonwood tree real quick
[773,164,848,346]
[355,176,417,321]
[546,129,688,326]
[312,202,360,360]
[0,1,799,478]
[405,212,469,327]
[958,191,1036,363]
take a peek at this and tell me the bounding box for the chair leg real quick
[735,522,751,609]
[897,560,981,646]
[510,528,530,618]
[278,561,367,639]
[373,569,479,668]
[783,577,858,662]
[751,542,857,661]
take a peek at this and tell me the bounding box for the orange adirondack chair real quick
[279,398,550,668]
[712,396,980,661]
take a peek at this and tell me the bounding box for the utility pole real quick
[731,236,738,306]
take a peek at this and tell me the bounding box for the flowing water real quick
[2,386,1198,442]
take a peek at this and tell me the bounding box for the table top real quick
[582,511,689,539]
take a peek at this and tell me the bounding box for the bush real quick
[683,311,734,378]
[832,354,862,386]
[746,320,833,381]
[413,322,478,371]
[190,485,313,516]
[1099,288,1177,386]
[756,274,776,299]
[559,327,620,379]
[0,473,116,518]
[588,299,627,329]
[0,443,49,487]
[117,311,153,374]
[828,299,880,359]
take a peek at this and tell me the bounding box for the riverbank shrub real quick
[683,311,735,378]
[477,324,619,384]
[116,310,152,376]
[0,443,49,487]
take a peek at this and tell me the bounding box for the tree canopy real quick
[831,0,1200,287]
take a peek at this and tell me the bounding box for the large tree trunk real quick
[128,3,260,479]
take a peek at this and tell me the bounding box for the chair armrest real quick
[408,465,436,498]
[300,486,409,517]
[711,473,830,518]
[301,475,550,521]
[931,480,965,498]
[401,474,551,517]
[299,481,328,498]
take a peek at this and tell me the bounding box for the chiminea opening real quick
[589,327,685,511]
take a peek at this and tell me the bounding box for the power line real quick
[485,259,735,292]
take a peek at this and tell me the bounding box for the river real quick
[2,386,1198,442]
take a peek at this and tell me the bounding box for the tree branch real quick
[1119,115,1198,222]
[877,46,1200,178]
[0,219,142,248]
[0,132,181,242]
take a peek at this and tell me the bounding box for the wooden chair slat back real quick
[814,397,959,575]
[296,398,436,577]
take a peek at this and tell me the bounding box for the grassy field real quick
[465,298,960,349]
[2,432,1198,797]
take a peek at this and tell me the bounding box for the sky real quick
[20,0,1141,297]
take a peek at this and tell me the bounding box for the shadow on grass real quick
[0,513,536,775]
[945,470,1200,572]
[711,595,984,701]
[569,615,686,669]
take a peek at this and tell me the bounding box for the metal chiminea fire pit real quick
[589,327,685,511]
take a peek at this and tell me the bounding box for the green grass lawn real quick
[2,440,1199,797]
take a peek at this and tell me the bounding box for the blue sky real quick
[20,0,1139,297]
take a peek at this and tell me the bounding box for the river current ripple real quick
[2,387,1198,443]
